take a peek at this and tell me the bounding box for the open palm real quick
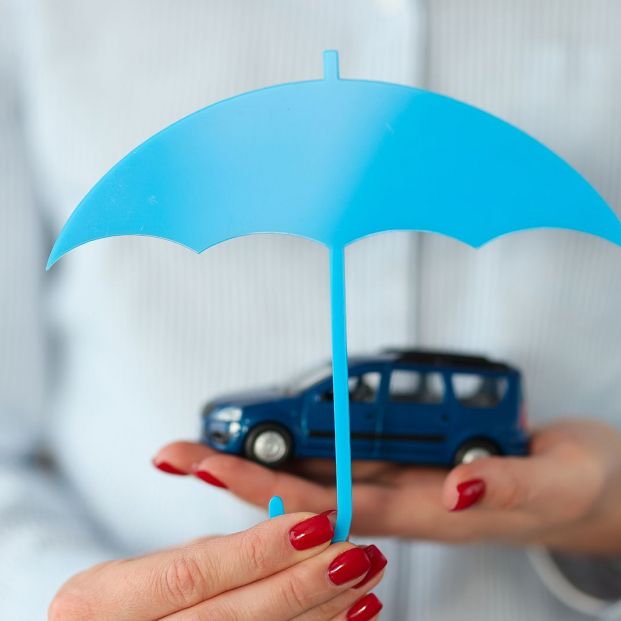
[155,420,621,553]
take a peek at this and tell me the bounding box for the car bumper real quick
[201,419,244,454]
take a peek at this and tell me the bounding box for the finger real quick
[443,456,541,513]
[192,452,335,511]
[192,451,448,539]
[161,542,382,621]
[443,450,602,524]
[70,511,336,621]
[292,580,384,621]
[328,593,383,621]
[153,441,216,475]
[292,545,387,621]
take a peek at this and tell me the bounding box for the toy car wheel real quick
[454,438,500,465]
[244,423,293,467]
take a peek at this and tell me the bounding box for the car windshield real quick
[285,361,332,394]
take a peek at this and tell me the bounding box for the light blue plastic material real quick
[268,495,285,519]
[47,51,621,542]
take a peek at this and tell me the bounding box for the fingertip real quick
[444,455,533,512]
[346,592,383,620]
[192,453,335,516]
[193,467,229,488]
[450,479,486,511]
[194,452,257,472]
[154,440,206,458]
[443,462,489,511]
[442,463,469,509]
[158,439,201,451]
[289,510,338,551]
[353,545,388,589]
[152,441,216,475]
[192,452,266,484]
[242,510,337,558]
[152,458,189,475]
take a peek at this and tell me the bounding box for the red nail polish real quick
[328,548,372,586]
[354,545,388,588]
[152,459,187,475]
[347,593,383,620]
[320,509,338,527]
[194,469,228,489]
[451,478,485,511]
[289,511,336,551]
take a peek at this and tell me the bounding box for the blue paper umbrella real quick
[48,51,621,542]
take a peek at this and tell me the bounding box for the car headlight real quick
[211,406,242,423]
[228,421,241,435]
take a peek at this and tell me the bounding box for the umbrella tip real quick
[323,50,340,81]
[46,251,58,271]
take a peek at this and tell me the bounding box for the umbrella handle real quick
[329,245,353,542]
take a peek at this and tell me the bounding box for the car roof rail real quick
[381,348,515,373]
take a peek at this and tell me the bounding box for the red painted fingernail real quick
[289,511,336,551]
[354,545,388,588]
[347,593,383,620]
[328,547,372,586]
[451,478,486,511]
[194,469,228,489]
[152,459,187,475]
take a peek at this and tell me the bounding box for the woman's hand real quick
[154,419,621,554]
[49,511,387,621]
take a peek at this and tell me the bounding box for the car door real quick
[303,368,383,459]
[449,370,512,437]
[378,365,450,463]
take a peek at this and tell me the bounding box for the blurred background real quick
[1,1,621,619]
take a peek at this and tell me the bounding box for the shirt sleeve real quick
[0,2,118,617]
[528,548,621,620]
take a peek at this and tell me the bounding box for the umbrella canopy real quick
[48,51,621,542]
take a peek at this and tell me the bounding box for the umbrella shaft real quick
[329,245,352,542]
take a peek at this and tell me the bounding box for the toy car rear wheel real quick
[454,438,500,466]
[244,423,293,467]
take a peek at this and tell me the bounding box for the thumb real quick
[442,455,546,513]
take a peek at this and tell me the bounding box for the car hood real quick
[205,387,293,410]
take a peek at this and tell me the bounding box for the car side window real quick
[389,369,444,404]
[452,373,508,408]
[320,372,381,403]
[349,372,381,403]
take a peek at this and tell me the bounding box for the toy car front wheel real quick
[454,438,500,465]
[244,423,293,467]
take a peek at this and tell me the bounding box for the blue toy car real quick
[201,349,529,467]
